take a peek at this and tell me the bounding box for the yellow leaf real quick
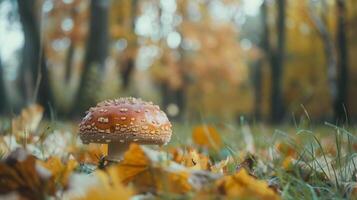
[39,156,78,187]
[216,169,280,200]
[192,125,222,150]
[72,144,107,164]
[114,144,192,194]
[170,147,210,170]
[74,167,133,200]
[282,155,294,170]
[116,144,150,184]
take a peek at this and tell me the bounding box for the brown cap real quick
[79,97,172,145]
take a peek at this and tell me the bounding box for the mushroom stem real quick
[106,142,130,162]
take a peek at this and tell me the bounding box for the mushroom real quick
[79,97,172,161]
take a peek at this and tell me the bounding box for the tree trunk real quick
[175,87,185,120]
[0,58,6,114]
[121,0,138,90]
[252,60,263,120]
[270,0,286,123]
[308,0,338,121]
[73,0,109,115]
[17,0,39,102]
[121,58,135,89]
[334,0,349,123]
[84,0,109,68]
[254,0,271,121]
[65,42,75,82]
[17,0,53,114]
[160,83,185,121]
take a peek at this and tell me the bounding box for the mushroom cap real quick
[79,97,172,145]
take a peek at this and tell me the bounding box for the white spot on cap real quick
[120,108,128,112]
[98,117,109,123]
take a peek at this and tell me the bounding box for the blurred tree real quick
[74,0,109,114]
[252,62,263,120]
[42,0,89,116]
[158,52,187,120]
[308,0,341,121]
[0,58,6,113]
[269,0,286,123]
[65,38,75,82]
[161,2,186,120]
[120,0,137,90]
[110,0,138,90]
[17,0,53,114]
[334,0,349,122]
[254,0,271,120]
[179,16,250,118]
[259,0,286,122]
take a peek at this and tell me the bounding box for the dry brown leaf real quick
[192,125,222,150]
[0,148,55,200]
[11,104,44,136]
[236,154,257,175]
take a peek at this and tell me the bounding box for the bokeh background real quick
[0,0,356,124]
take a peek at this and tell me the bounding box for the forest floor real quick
[0,105,356,199]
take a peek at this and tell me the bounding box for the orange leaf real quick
[113,144,192,194]
[72,144,107,164]
[276,142,296,157]
[192,125,222,150]
[169,147,210,170]
[39,156,78,187]
[216,169,280,200]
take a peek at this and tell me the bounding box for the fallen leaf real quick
[72,143,107,164]
[115,144,150,184]
[216,169,280,200]
[39,156,78,187]
[275,142,296,157]
[11,104,44,137]
[282,155,294,170]
[192,125,222,150]
[170,147,211,170]
[113,144,192,194]
[0,148,55,200]
[236,154,257,175]
[72,167,133,200]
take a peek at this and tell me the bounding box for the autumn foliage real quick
[0,104,286,200]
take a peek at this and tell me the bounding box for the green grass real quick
[168,120,357,199]
[1,115,356,199]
